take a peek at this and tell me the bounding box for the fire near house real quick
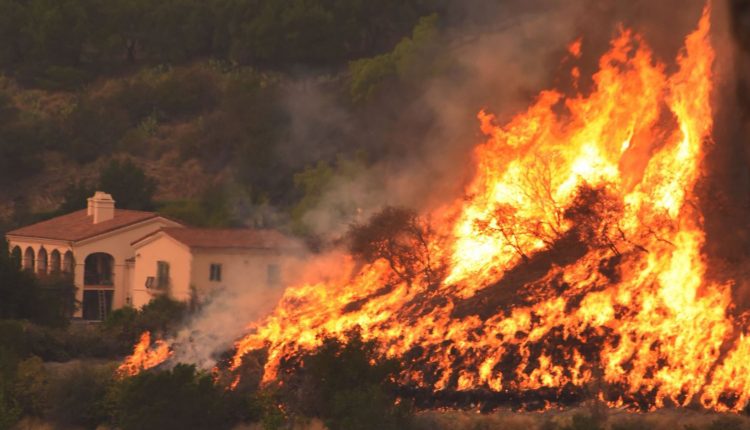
[6,192,297,320]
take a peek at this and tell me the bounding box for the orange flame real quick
[117,331,172,377]
[124,4,750,412]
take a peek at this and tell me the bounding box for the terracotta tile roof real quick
[156,227,297,250]
[7,209,160,242]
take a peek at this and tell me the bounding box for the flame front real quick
[117,332,172,378]
[123,5,750,412]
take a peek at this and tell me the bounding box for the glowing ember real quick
[117,332,172,377]
[123,5,750,412]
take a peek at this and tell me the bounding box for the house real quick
[130,227,299,308]
[6,191,299,320]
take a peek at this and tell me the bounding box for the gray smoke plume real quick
[288,0,711,240]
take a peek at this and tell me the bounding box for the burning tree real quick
[348,206,444,286]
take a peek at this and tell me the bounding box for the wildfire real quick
[117,331,172,378]
[121,4,750,412]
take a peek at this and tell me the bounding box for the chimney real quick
[89,191,115,224]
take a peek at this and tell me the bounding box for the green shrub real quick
[157,187,236,228]
[12,356,48,417]
[64,98,131,163]
[34,66,91,91]
[0,320,29,376]
[46,362,116,429]
[33,274,77,328]
[349,14,439,103]
[0,385,20,430]
[0,239,77,327]
[278,330,413,430]
[108,364,234,430]
[102,296,188,354]
[0,320,27,430]
[150,65,219,119]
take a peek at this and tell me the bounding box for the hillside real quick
[0,0,448,233]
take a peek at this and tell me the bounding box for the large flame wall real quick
[123,5,750,412]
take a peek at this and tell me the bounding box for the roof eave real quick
[75,216,182,246]
[4,234,74,247]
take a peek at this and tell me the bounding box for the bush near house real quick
[108,364,238,430]
[0,240,76,328]
[102,295,189,355]
[276,330,414,430]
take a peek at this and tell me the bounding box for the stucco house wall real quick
[8,217,180,318]
[131,233,193,307]
[190,248,288,299]
[72,218,180,311]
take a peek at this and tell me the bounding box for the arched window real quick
[37,248,48,274]
[50,250,61,274]
[63,251,75,275]
[23,247,34,271]
[84,253,114,286]
[10,246,21,269]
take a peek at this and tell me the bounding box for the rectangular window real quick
[267,264,281,287]
[209,263,222,282]
[156,261,170,289]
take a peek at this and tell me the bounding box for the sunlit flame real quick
[120,4,750,413]
[117,331,172,377]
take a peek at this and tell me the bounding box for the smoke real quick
[284,0,711,240]
[288,3,581,238]
[167,286,282,369]
[161,247,365,370]
[163,241,316,369]
[277,78,357,172]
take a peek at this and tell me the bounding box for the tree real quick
[289,153,369,236]
[0,240,39,320]
[33,274,77,327]
[58,180,95,213]
[0,240,76,327]
[0,90,43,186]
[98,158,157,211]
[349,14,440,103]
[474,156,569,262]
[0,0,27,66]
[563,186,626,255]
[348,206,443,286]
[24,0,96,67]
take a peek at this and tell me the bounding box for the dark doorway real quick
[82,290,113,321]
